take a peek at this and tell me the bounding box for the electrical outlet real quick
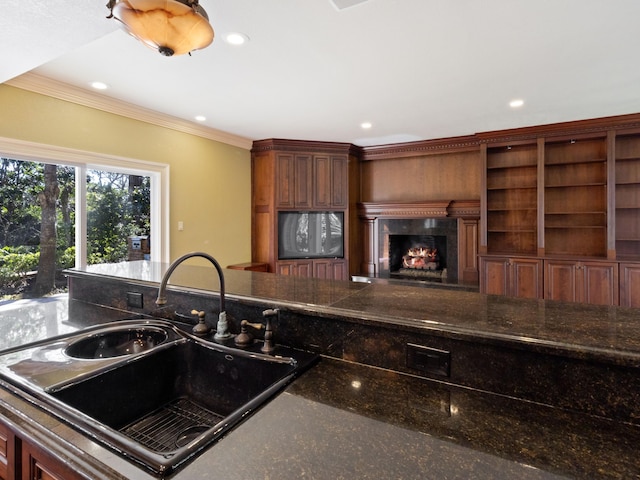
[126,292,144,309]
[406,343,451,378]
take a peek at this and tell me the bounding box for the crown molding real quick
[5,72,253,150]
[357,200,480,219]
[251,137,361,156]
[360,135,479,161]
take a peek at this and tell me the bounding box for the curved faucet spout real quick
[155,252,227,337]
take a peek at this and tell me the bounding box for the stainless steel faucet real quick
[155,252,231,340]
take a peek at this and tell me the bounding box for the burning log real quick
[402,247,439,270]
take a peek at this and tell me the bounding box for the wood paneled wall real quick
[359,142,482,203]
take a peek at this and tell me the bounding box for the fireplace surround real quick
[357,200,480,285]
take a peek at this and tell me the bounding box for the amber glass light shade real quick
[111,0,214,56]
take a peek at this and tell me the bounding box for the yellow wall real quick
[0,84,252,267]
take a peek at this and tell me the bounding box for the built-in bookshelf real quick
[544,137,607,257]
[615,133,640,260]
[486,143,537,255]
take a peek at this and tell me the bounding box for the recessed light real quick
[91,81,108,90]
[509,99,524,108]
[361,122,372,129]
[224,32,249,46]
[195,115,207,122]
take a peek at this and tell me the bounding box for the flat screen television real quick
[278,211,344,259]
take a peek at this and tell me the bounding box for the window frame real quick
[0,136,169,266]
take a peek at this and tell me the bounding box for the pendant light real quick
[106,0,214,56]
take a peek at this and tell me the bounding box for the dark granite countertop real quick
[179,357,640,479]
[1,355,638,479]
[0,262,637,478]
[70,262,640,366]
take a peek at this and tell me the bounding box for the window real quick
[0,137,169,268]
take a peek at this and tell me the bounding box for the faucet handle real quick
[191,310,211,337]
[234,320,263,348]
[243,321,263,330]
[261,309,278,354]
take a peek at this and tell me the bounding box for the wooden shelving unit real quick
[486,143,538,255]
[251,139,353,280]
[615,133,640,260]
[543,137,607,257]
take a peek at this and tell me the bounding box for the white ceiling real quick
[3,0,640,148]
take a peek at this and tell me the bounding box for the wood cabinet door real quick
[330,260,347,281]
[313,155,331,207]
[0,421,13,480]
[276,153,294,208]
[620,263,640,307]
[480,257,510,296]
[544,260,579,303]
[581,261,618,306]
[295,260,313,278]
[21,441,84,480]
[294,154,313,208]
[511,258,543,299]
[331,155,348,208]
[275,261,295,276]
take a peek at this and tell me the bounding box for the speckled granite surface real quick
[1,357,637,479]
[70,261,640,363]
[61,263,640,422]
[181,358,640,480]
[0,261,638,478]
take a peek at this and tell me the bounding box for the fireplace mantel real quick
[357,200,480,219]
[357,199,480,285]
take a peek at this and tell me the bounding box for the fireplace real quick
[357,200,481,286]
[381,218,458,283]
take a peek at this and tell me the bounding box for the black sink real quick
[64,325,169,359]
[0,320,318,477]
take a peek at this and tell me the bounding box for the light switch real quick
[178,221,184,231]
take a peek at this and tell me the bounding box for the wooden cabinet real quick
[276,152,347,209]
[314,259,347,280]
[252,139,353,278]
[481,142,542,299]
[479,124,640,306]
[276,260,312,277]
[544,259,618,305]
[276,259,347,280]
[480,256,542,299]
[620,262,640,308]
[0,422,13,480]
[22,442,73,480]
[0,416,84,480]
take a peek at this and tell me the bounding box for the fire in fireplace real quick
[389,234,447,281]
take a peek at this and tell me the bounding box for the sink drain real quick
[175,425,210,448]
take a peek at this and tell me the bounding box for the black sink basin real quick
[64,326,169,359]
[0,320,318,477]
